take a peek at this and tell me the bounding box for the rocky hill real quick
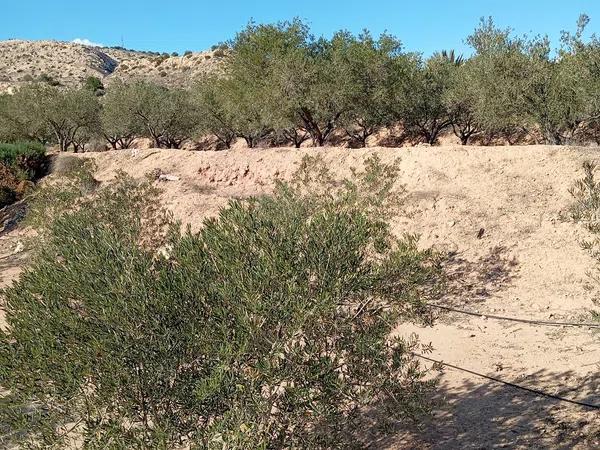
[106,49,226,87]
[0,39,225,92]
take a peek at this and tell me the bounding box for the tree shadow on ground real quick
[0,251,27,273]
[368,368,600,449]
[443,246,519,305]
[0,200,27,236]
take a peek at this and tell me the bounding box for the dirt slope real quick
[2,145,600,448]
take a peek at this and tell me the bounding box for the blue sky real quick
[2,1,599,55]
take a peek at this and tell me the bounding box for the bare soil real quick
[1,145,599,448]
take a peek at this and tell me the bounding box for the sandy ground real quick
[1,145,599,448]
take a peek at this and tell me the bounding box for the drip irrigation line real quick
[427,303,600,328]
[412,353,600,410]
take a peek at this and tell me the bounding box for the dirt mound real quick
[3,145,599,448]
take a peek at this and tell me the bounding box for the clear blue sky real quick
[2,1,599,55]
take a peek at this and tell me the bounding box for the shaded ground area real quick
[379,369,600,449]
[444,245,520,304]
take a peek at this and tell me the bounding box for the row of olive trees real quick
[204,16,600,147]
[0,81,198,151]
[1,16,599,150]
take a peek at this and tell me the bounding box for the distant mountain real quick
[0,39,226,92]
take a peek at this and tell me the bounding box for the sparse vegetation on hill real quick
[0,40,223,93]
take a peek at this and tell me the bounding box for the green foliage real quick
[84,76,104,94]
[24,155,100,230]
[37,73,61,86]
[99,80,141,149]
[3,16,600,148]
[1,159,441,449]
[0,84,101,152]
[0,141,47,208]
[0,88,53,144]
[465,14,600,145]
[0,141,47,180]
[228,19,346,147]
[569,161,600,256]
[569,162,600,323]
[101,80,197,149]
[398,53,455,144]
[193,76,237,148]
[465,18,531,143]
[444,59,481,144]
[331,31,401,146]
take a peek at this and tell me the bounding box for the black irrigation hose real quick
[412,353,600,410]
[427,303,600,328]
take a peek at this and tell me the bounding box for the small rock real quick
[159,174,180,182]
[13,241,24,254]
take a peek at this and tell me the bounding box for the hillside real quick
[106,48,226,87]
[0,39,225,92]
[1,145,599,448]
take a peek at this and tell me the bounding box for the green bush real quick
[569,161,600,257]
[0,141,48,181]
[0,161,441,448]
[84,76,104,93]
[0,164,19,208]
[0,141,47,208]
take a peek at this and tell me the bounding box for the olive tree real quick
[231,20,346,147]
[331,31,400,147]
[443,54,481,145]
[392,53,454,145]
[0,92,51,143]
[101,81,197,149]
[193,76,237,149]
[227,20,310,148]
[465,18,530,144]
[0,85,97,149]
[45,86,101,152]
[280,38,346,146]
[1,159,441,449]
[100,80,141,149]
